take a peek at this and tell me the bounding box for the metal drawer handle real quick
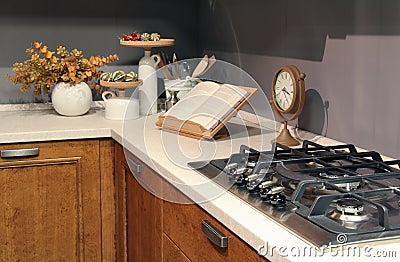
[127,157,142,175]
[1,148,39,158]
[201,220,228,248]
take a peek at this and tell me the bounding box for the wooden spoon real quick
[199,55,216,77]
[192,55,209,78]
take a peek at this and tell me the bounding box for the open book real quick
[156,81,257,139]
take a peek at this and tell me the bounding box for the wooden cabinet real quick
[115,143,266,262]
[0,139,115,261]
[115,143,162,262]
[1,139,266,261]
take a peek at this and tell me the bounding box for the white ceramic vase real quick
[51,82,92,116]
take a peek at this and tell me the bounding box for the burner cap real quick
[334,181,361,191]
[337,197,363,208]
[336,197,364,214]
[319,172,340,179]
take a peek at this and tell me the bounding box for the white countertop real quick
[0,106,399,262]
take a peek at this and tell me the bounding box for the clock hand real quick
[282,88,292,97]
[282,92,290,105]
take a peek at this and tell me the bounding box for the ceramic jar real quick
[138,50,161,116]
[51,82,92,116]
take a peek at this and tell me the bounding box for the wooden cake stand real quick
[100,79,143,97]
[119,38,175,51]
[120,38,175,115]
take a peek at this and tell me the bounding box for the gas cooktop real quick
[188,140,400,248]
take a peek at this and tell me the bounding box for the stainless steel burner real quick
[318,173,362,191]
[329,209,370,230]
[329,210,370,222]
[328,198,370,229]
[336,198,364,215]
[335,181,361,191]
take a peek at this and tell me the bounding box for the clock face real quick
[273,70,294,111]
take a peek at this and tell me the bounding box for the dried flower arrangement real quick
[7,41,119,95]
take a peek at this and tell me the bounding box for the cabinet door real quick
[115,143,162,262]
[0,140,102,261]
[163,189,267,262]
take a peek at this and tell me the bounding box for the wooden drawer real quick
[163,189,266,262]
[0,140,98,163]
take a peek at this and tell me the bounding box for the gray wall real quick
[198,0,400,158]
[0,0,200,103]
[3,0,400,158]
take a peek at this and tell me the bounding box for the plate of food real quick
[119,32,175,49]
[99,70,142,89]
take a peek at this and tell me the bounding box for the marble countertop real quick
[0,106,398,262]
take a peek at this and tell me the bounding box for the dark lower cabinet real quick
[115,143,267,262]
[115,144,162,262]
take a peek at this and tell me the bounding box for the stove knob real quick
[247,174,259,181]
[258,181,275,198]
[260,184,286,208]
[225,163,248,183]
[234,173,247,186]
[259,180,275,189]
[270,193,287,208]
[264,186,286,208]
[270,186,284,195]
[247,161,257,168]
[235,167,248,176]
[224,163,238,178]
[246,174,263,191]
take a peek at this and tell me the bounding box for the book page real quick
[179,81,220,100]
[163,81,249,131]
[212,84,248,108]
[163,81,220,122]
[188,84,249,130]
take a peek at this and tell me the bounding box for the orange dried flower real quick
[7,41,119,95]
